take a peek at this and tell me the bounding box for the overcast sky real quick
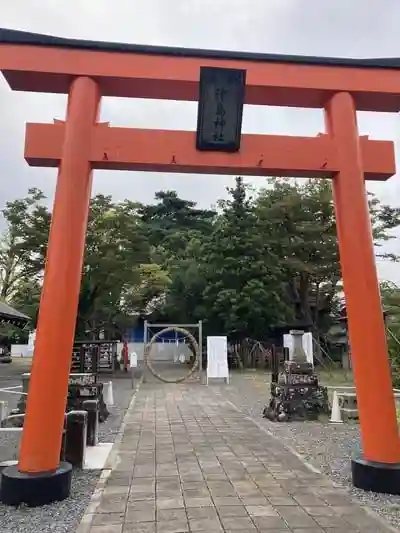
[1,0,400,281]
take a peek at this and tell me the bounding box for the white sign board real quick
[27,330,36,356]
[206,336,229,384]
[283,332,313,365]
[129,352,138,368]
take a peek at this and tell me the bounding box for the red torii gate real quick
[1,28,400,505]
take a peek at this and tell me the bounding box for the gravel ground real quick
[0,373,136,533]
[217,371,400,530]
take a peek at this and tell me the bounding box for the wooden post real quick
[198,320,204,384]
[325,92,400,464]
[18,77,100,474]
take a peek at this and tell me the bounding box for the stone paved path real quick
[88,382,393,532]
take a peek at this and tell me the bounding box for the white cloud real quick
[1,0,400,280]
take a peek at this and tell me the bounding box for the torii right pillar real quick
[325,91,400,494]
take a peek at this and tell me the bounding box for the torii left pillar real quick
[1,77,100,506]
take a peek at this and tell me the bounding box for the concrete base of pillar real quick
[0,461,72,507]
[352,456,400,495]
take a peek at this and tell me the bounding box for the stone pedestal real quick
[339,392,358,420]
[17,373,109,423]
[263,357,329,422]
[65,410,87,468]
[290,329,308,363]
[83,399,99,446]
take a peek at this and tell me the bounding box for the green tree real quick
[139,190,215,259]
[256,178,400,342]
[76,195,168,338]
[256,179,340,338]
[201,177,291,339]
[381,281,400,387]
[162,233,208,324]
[0,188,50,301]
[140,190,216,323]
[0,190,171,339]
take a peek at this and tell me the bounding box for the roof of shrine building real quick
[1,28,400,69]
[0,301,30,327]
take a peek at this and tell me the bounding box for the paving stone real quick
[183,486,210,498]
[245,505,279,517]
[156,497,185,509]
[134,466,156,477]
[122,524,156,533]
[216,505,248,517]
[293,494,327,506]
[106,476,133,487]
[241,495,270,505]
[128,492,155,502]
[313,490,350,506]
[184,496,213,507]
[181,480,208,490]
[156,519,189,533]
[180,473,204,481]
[224,531,279,533]
[267,496,297,506]
[130,480,155,490]
[332,505,367,516]
[275,506,318,528]
[92,512,126,526]
[157,508,187,521]
[90,526,123,533]
[219,515,256,530]
[186,506,219,519]
[251,515,289,529]
[232,480,258,491]
[83,382,395,533]
[289,529,324,533]
[188,517,223,531]
[99,494,129,506]
[213,496,242,506]
[203,472,229,481]
[312,515,351,528]
[103,486,130,496]
[260,487,288,497]
[125,509,156,523]
[303,505,337,516]
[157,477,181,490]
[96,500,127,514]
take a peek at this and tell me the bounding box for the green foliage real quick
[380,282,400,387]
[140,190,216,324]
[0,188,50,300]
[1,178,399,349]
[256,179,340,332]
[255,179,400,339]
[78,195,152,337]
[139,190,215,258]
[201,177,291,338]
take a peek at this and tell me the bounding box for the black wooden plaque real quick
[196,67,246,152]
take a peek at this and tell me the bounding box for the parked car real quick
[0,346,11,363]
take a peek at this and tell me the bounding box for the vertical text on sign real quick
[196,67,246,152]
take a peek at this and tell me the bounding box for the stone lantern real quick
[263,329,329,421]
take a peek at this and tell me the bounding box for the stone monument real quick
[263,330,329,421]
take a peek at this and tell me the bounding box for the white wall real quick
[12,341,193,362]
[11,344,32,358]
[127,342,192,362]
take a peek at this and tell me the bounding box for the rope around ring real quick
[144,326,200,383]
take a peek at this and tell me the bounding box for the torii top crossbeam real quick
[1,28,400,111]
